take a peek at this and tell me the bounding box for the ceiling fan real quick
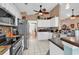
[70,8,79,19]
[33,5,49,15]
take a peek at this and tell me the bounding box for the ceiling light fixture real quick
[33,5,49,16]
[39,12,43,16]
[70,8,76,19]
[65,3,70,9]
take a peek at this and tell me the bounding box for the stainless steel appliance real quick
[10,38,22,55]
[18,20,29,50]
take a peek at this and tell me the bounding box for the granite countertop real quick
[38,29,53,32]
[0,45,11,55]
[48,39,64,50]
[6,35,22,39]
[60,37,79,47]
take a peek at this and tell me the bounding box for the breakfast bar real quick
[61,37,79,55]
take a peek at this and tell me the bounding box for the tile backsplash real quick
[0,26,11,34]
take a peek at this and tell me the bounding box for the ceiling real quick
[60,3,79,19]
[14,3,79,20]
[14,3,57,15]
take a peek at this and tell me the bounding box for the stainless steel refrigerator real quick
[18,19,29,50]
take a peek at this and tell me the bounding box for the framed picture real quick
[70,24,74,28]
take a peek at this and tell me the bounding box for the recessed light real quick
[65,3,70,9]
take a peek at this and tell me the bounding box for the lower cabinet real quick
[37,32,52,40]
[62,41,79,55]
[49,41,64,55]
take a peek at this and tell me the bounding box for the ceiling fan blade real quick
[33,5,49,15]
[42,12,49,14]
[42,8,46,12]
[33,10,39,12]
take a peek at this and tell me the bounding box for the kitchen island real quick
[49,39,64,55]
[61,37,79,55]
[37,28,53,40]
[48,30,79,55]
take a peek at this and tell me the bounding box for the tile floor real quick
[23,36,49,55]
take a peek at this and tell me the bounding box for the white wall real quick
[0,3,21,19]
[59,3,79,29]
[60,19,79,29]
[28,20,37,33]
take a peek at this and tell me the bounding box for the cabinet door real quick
[50,17,59,27]
[54,17,59,27]
[50,18,54,27]
[49,41,64,55]
[37,32,50,40]
[37,20,50,27]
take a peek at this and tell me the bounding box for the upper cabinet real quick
[37,17,59,27]
[37,20,51,27]
[0,3,21,27]
[0,3,21,19]
[0,7,17,27]
[50,17,59,27]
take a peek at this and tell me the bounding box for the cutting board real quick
[0,48,5,52]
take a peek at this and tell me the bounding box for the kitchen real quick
[0,3,29,55]
[0,3,79,55]
[49,3,79,55]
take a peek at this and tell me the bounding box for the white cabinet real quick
[50,17,59,27]
[37,17,59,27]
[37,20,51,27]
[49,32,53,39]
[37,32,49,40]
[49,41,64,55]
[37,32,52,40]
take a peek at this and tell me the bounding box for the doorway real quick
[28,20,37,39]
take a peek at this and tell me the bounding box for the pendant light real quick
[70,8,76,19]
[38,11,43,16]
[38,5,43,16]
